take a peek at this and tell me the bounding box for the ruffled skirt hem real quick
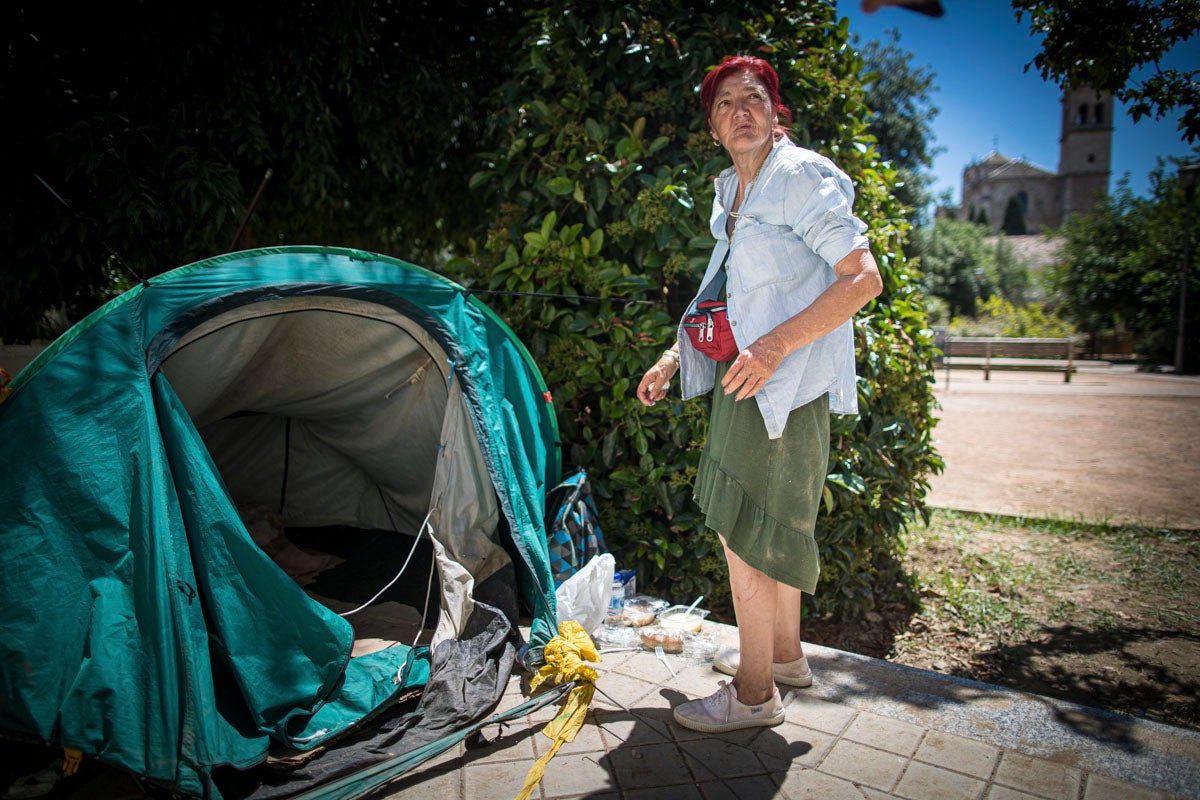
[695,457,820,594]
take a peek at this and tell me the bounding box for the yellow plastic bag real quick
[514,620,600,800]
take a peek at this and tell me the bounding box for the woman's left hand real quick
[721,333,787,401]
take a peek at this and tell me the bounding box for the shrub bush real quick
[448,1,941,621]
[948,297,1076,338]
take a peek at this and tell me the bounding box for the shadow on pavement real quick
[964,624,1200,735]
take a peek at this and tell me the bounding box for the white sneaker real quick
[672,680,785,733]
[712,648,813,687]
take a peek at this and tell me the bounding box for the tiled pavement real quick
[382,622,1199,800]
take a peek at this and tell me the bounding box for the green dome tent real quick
[0,246,563,798]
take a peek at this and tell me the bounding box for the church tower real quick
[1057,86,1113,220]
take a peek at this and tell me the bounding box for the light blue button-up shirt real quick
[677,137,870,439]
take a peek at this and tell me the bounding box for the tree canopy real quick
[1,0,525,341]
[910,218,1029,318]
[3,0,943,617]
[1044,163,1200,369]
[858,28,942,225]
[449,0,940,618]
[1013,0,1200,142]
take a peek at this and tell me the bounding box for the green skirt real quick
[694,363,830,593]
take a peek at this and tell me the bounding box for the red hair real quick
[699,55,793,135]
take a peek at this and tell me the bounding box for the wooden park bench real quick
[941,336,1078,383]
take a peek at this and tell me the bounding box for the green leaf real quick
[546,177,574,196]
[602,428,619,467]
[827,473,868,494]
[656,481,674,517]
[592,179,610,211]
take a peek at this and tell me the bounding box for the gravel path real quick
[928,364,1200,530]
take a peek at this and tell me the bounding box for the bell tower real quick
[1057,86,1113,221]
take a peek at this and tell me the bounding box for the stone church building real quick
[958,86,1112,234]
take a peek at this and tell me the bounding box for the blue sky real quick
[834,0,1199,208]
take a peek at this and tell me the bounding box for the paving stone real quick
[380,766,461,799]
[525,696,565,725]
[411,738,465,772]
[614,649,678,680]
[993,752,1082,799]
[725,724,780,749]
[594,647,638,671]
[664,661,729,700]
[698,773,781,799]
[844,710,927,756]
[778,766,878,799]
[818,739,909,792]
[915,729,1002,780]
[641,658,694,688]
[591,671,660,711]
[603,741,693,790]
[595,678,703,748]
[784,692,860,736]
[594,704,677,747]
[754,720,838,771]
[499,675,527,703]
[894,760,987,800]
[536,748,619,798]
[473,621,1199,800]
[676,735,770,782]
[627,787,702,800]
[985,785,1048,800]
[1083,772,1173,800]
[463,722,538,765]
[530,713,607,757]
[464,758,543,800]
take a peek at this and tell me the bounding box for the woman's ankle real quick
[731,681,775,706]
[772,648,804,664]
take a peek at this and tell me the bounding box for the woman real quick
[636,55,882,733]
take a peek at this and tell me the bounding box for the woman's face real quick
[709,69,775,158]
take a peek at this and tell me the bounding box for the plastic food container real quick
[611,598,659,627]
[639,625,685,653]
[656,605,710,632]
[593,624,642,649]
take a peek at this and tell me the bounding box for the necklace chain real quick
[730,147,770,221]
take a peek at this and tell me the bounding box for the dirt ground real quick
[806,363,1200,730]
[924,364,1200,529]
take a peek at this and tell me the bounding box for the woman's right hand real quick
[637,354,679,407]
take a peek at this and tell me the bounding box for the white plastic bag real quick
[555,552,615,635]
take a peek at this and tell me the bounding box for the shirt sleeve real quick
[781,158,870,269]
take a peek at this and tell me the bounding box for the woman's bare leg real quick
[773,582,804,663]
[721,537,778,705]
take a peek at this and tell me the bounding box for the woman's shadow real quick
[576,686,814,798]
